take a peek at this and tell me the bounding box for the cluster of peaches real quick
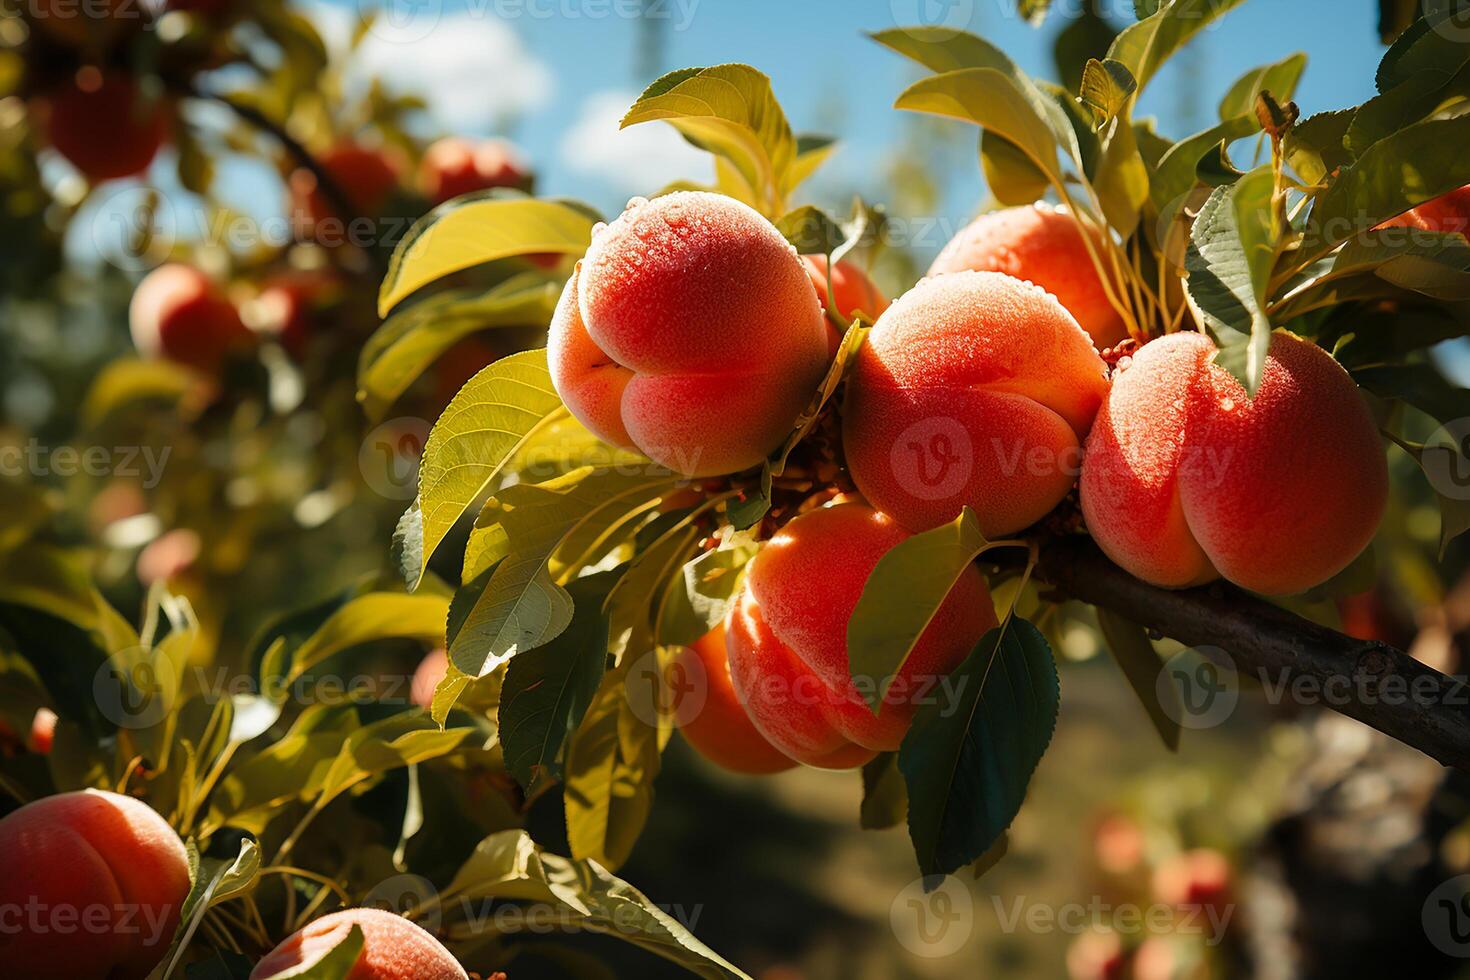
[0,788,474,979]
[547,189,1397,775]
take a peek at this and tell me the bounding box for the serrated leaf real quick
[1378,2,1470,91]
[1284,109,1356,186]
[623,64,797,215]
[1094,609,1180,751]
[1108,0,1247,93]
[1080,58,1138,126]
[415,349,566,588]
[499,574,615,788]
[899,619,1059,879]
[848,508,989,713]
[1344,69,1468,160]
[358,276,562,421]
[1184,166,1279,393]
[379,199,597,316]
[1331,230,1470,299]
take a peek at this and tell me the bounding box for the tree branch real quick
[1035,535,1470,772]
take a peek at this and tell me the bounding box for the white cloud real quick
[307,4,554,137]
[558,90,711,194]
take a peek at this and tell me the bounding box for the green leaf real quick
[499,574,615,788]
[981,131,1053,205]
[1108,0,1247,93]
[787,134,838,193]
[1151,116,1260,210]
[1332,230,1470,300]
[1094,609,1180,751]
[164,835,262,978]
[870,27,1020,75]
[1093,115,1150,234]
[358,276,563,422]
[774,205,846,255]
[847,509,989,713]
[1184,166,1280,393]
[254,924,365,979]
[899,619,1059,879]
[1218,52,1307,121]
[1284,109,1356,186]
[1307,115,1470,255]
[622,65,797,215]
[1378,3,1470,91]
[448,468,673,688]
[725,469,772,531]
[414,349,567,588]
[861,753,907,830]
[1017,0,1053,24]
[379,199,597,316]
[1353,363,1470,428]
[1385,432,1470,557]
[444,830,751,979]
[1344,70,1469,160]
[1080,58,1138,126]
[657,539,760,647]
[281,593,449,686]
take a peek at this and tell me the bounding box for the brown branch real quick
[1035,535,1470,772]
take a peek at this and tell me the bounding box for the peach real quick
[130,264,253,372]
[28,708,57,754]
[1152,848,1232,913]
[410,648,448,709]
[801,254,889,354]
[928,205,1128,349]
[842,271,1109,536]
[250,271,338,358]
[249,907,467,980]
[1079,332,1387,595]
[1380,184,1470,237]
[0,789,191,980]
[548,192,829,477]
[137,528,201,586]
[673,625,796,775]
[725,502,995,769]
[289,142,403,242]
[1065,930,1128,980]
[1093,813,1144,875]
[45,72,166,183]
[418,137,530,205]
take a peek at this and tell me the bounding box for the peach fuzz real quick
[801,254,889,354]
[548,192,829,477]
[249,907,467,980]
[673,625,795,775]
[842,271,1109,536]
[419,137,530,205]
[130,263,253,372]
[928,205,1128,349]
[725,502,995,769]
[1079,332,1387,595]
[0,789,191,980]
[46,72,167,183]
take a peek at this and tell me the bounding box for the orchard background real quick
[4,0,1470,978]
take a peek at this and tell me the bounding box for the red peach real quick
[928,205,1129,349]
[1079,332,1387,594]
[410,649,448,709]
[137,528,201,586]
[418,137,530,205]
[1066,930,1129,980]
[1379,184,1470,237]
[249,907,467,980]
[842,270,1109,536]
[548,192,829,477]
[130,264,253,372]
[673,625,796,775]
[0,789,191,980]
[45,72,166,183]
[801,254,889,354]
[28,708,57,754]
[1152,848,1232,913]
[725,502,995,768]
[289,142,403,242]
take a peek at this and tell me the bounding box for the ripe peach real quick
[130,264,253,372]
[289,142,403,242]
[1065,930,1128,980]
[45,72,166,183]
[1093,813,1144,875]
[928,205,1128,349]
[250,271,338,358]
[1380,184,1470,237]
[725,502,995,768]
[548,192,829,477]
[1152,848,1232,913]
[410,649,448,709]
[842,271,1109,536]
[137,528,201,586]
[673,625,796,775]
[801,254,889,354]
[249,908,467,980]
[0,789,191,980]
[1079,332,1387,595]
[1131,937,1181,980]
[418,137,530,205]
[28,708,57,754]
